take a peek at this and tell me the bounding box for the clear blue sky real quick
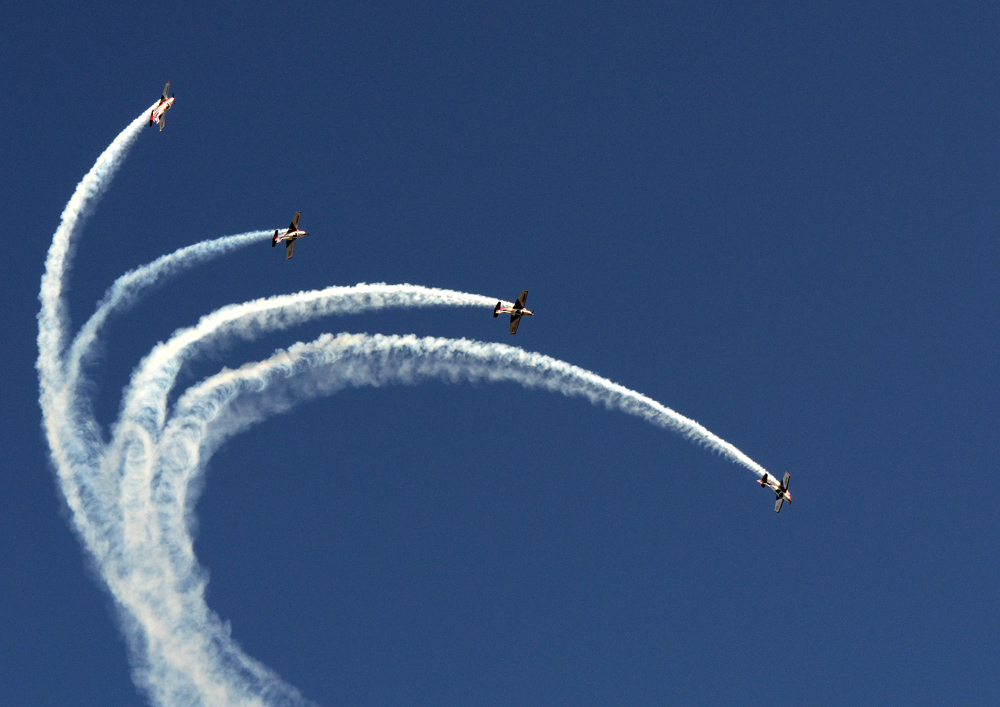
[2,1,999,704]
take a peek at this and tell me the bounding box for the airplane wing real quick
[162,82,171,100]
[780,472,790,492]
[514,290,528,310]
[159,113,166,131]
[775,497,784,513]
[290,211,301,231]
[509,313,521,334]
[285,240,295,259]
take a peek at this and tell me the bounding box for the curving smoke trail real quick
[38,105,773,706]
[164,332,770,488]
[37,104,159,589]
[54,230,274,497]
[68,230,275,378]
[115,283,499,437]
[39,104,157,383]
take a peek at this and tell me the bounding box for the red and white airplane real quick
[759,472,792,513]
[494,290,533,334]
[272,211,307,259]
[149,82,175,131]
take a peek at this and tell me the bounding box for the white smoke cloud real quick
[38,105,772,707]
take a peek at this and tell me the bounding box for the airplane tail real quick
[272,230,278,247]
[494,302,501,318]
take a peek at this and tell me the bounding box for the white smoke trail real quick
[39,104,157,381]
[113,284,499,440]
[106,279,766,493]
[105,285,500,595]
[164,332,770,488]
[105,326,772,707]
[113,330,770,706]
[38,103,774,707]
[107,277,771,592]
[37,104,158,583]
[101,288,770,707]
[51,230,273,489]
[68,230,274,377]
[32,102,313,704]
[65,229,307,706]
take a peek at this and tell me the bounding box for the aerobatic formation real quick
[37,86,789,706]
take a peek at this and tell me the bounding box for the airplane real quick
[759,472,792,513]
[271,211,307,259]
[150,82,175,131]
[494,290,533,334]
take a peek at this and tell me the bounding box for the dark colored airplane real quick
[272,211,307,259]
[494,290,532,334]
[759,472,792,512]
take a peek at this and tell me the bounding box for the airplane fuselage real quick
[275,229,307,243]
[496,306,533,317]
[150,97,174,125]
[759,474,792,504]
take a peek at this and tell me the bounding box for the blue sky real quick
[2,1,999,704]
